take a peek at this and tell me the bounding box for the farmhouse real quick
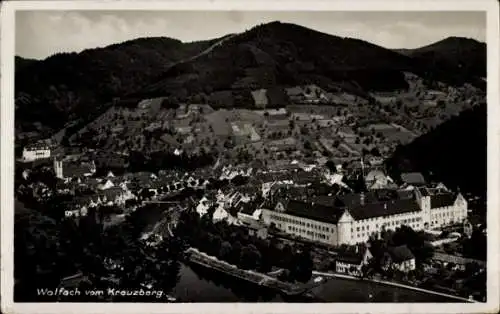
[335,246,373,276]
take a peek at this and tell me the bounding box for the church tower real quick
[53,157,64,179]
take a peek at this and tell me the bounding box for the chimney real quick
[360,192,365,205]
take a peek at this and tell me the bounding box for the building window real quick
[357,227,360,231]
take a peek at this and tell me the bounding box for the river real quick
[172,263,463,303]
[139,205,463,303]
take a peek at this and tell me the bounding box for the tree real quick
[371,147,381,157]
[303,140,312,150]
[219,241,233,261]
[325,160,336,173]
[240,245,261,270]
[293,247,313,282]
[437,100,446,109]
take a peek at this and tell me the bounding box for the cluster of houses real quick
[18,142,473,281]
[333,244,416,277]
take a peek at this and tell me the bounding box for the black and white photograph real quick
[1,1,499,313]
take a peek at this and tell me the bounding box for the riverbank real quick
[312,271,477,303]
[184,248,320,296]
[183,248,472,302]
[173,262,468,302]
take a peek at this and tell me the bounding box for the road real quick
[312,271,477,303]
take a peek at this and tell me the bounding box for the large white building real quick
[22,143,51,161]
[260,186,467,246]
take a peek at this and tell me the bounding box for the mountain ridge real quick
[15,21,486,138]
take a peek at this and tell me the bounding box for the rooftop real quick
[278,198,345,225]
[335,246,369,264]
[340,192,421,220]
[24,143,50,151]
[401,172,426,186]
[430,192,456,209]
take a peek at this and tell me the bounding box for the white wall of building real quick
[23,147,51,161]
[261,208,338,246]
[261,193,467,247]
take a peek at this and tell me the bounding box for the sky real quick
[16,11,486,60]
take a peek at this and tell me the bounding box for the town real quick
[15,82,486,303]
[12,10,489,306]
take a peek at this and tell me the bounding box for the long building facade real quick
[260,187,467,246]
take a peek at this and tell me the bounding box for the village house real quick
[244,219,268,240]
[250,89,269,108]
[401,172,426,187]
[65,186,136,218]
[22,143,51,162]
[236,201,262,225]
[367,156,385,167]
[386,245,416,273]
[364,170,398,190]
[431,252,486,271]
[285,86,305,102]
[335,246,373,276]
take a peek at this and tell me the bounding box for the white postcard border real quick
[1,1,499,313]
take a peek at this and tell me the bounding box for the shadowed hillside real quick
[386,102,486,197]
[136,21,416,101]
[394,37,486,88]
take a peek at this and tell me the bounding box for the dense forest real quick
[395,37,486,88]
[386,102,486,197]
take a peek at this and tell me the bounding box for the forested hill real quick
[15,21,486,138]
[386,102,486,197]
[15,36,226,132]
[135,21,417,100]
[394,37,486,88]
